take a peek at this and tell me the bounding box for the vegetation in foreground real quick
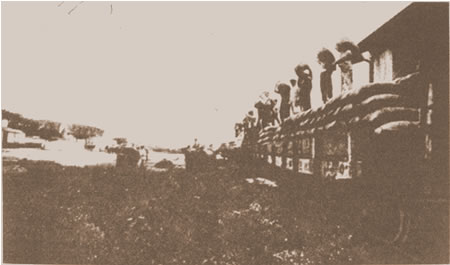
[3,158,443,264]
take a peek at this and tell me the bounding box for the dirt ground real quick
[2,158,448,264]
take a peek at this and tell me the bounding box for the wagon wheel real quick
[360,200,411,244]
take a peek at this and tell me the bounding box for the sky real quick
[2,1,410,148]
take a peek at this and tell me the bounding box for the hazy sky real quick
[2,1,410,148]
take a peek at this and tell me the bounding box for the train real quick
[245,72,424,179]
[230,3,449,260]
[239,71,448,251]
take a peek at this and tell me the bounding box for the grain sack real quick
[360,94,402,108]
[374,120,420,135]
[360,107,419,129]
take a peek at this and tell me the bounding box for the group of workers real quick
[236,40,368,134]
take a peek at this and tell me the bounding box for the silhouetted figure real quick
[268,98,279,126]
[274,83,291,122]
[320,69,334,103]
[289,79,297,115]
[193,138,200,149]
[235,123,243,137]
[184,145,192,171]
[335,40,368,92]
[243,111,256,130]
[145,147,149,161]
[137,145,148,168]
[294,64,313,112]
[317,48,336,104]
[255,101,269,129]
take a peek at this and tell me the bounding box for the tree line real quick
[2,109,104,141]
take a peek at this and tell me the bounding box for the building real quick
[358,2,449,179]
[3,127,26,144]
[359,2,448,83]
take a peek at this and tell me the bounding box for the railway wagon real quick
[239,3,449,261]
[254,72,425,180]
[247,72,448,250]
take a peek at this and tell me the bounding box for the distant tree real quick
[69,124,104,140]
[2,109,104,141]
[2,109,62,140]
[113,137,128,146]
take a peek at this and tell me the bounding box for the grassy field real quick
[2,157,445,264]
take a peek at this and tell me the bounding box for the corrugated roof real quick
[358,3,449,52]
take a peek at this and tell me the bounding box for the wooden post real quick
[281,138,286,170]
[423,83,433,160]
[311,136,316,176]
[347,131,353,178]
[312,133,321,178]
[293,136,299,173]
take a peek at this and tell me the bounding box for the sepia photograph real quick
[1,1,449,264]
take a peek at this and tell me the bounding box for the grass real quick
[3,158,447,264]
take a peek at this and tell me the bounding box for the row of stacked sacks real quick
[253,72,426,180]
[283,72,423,136]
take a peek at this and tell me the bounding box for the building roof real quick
[359,2,449,52]
[3,127,25,135]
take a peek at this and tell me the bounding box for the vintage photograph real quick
[2,1,449,264]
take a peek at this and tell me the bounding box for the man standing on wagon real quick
[294,63,313,112]
[274,82,292,123]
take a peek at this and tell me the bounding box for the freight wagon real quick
[244,72,448,254]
